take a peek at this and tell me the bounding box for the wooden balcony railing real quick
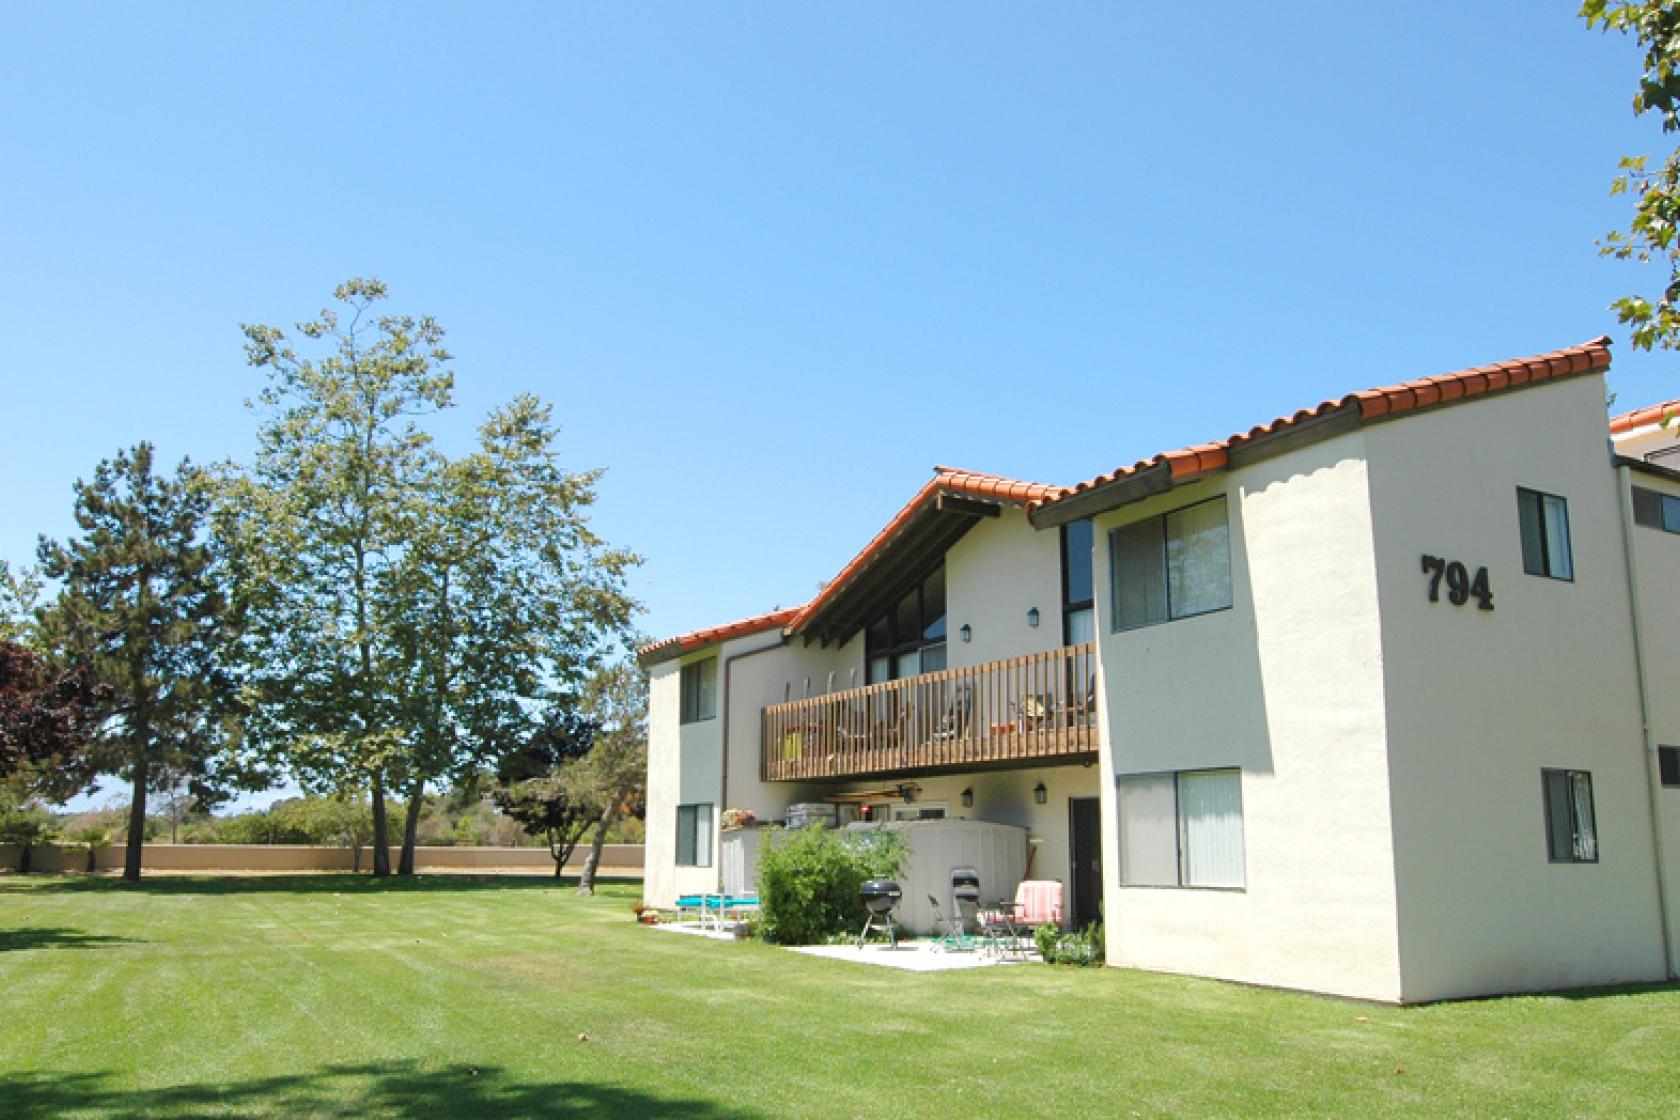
[761,642,1098,782]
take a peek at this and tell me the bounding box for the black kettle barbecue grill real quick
[856,878,903,949]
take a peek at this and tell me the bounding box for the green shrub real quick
[0,801,59,873]
[755,825,905,945]
[1035,919,1104,966]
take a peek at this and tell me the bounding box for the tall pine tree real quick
[38,443,248,880]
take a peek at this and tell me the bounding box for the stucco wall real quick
[721,631,862,822]
[642,503,1076,907]
[1094,437,1405,1001]
[644,631,862,907]
[643,659,684,907]
[945,510,1068,667]
[1367,374,1668,1001]
[1625,466,1680,974]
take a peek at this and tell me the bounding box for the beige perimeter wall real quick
[1,843,644,875]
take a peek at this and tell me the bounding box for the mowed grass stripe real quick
[3,874,1678,1119]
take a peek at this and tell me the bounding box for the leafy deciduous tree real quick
[492,710,600,877]
[225,279,638,877]
[386,396,637,874]
[221,278,453,877]
[562,662,648,896]
[1585,1,1680,352]
[0,640,101,800]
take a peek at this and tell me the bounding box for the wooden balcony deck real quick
[761,643,1098,782]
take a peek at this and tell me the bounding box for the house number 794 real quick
[1421,555,1493,610]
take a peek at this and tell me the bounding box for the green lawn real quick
[1,875,1674,1118]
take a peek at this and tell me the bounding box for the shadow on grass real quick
[2,1061,754,1120]
[6,873,641,897]
[0,927,142,952]
[1501,978,1680,1002]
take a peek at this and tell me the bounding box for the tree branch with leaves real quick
[1586,2,1680,350]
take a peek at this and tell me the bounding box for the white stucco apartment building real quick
[640,336,1680,1003]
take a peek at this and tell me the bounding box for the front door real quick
[1068,797,1103,930]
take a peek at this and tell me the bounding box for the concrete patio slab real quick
[789,941,1036,971]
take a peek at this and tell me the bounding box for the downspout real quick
[1615,462,1678,979]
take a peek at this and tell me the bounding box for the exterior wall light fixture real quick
[1026,607,1040,628]
[959,624,972,643]
[961,788,974,809]
[1033,782,1047,805]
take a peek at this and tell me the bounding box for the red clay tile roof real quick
[1029,337,1613,517]
[640,467,1058,661]
[1610,398,1680,436]
[637,605,804,665]
[784,467,1060,636]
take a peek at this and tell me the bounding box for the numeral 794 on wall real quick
[1421,554,1494,610]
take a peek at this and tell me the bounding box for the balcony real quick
[761,642,1098,782]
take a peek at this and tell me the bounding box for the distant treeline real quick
[54,792,644,849]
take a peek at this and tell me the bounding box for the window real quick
[1659,746,1680,788]
[1110,497,1233,631]
[1062,518,1095,644]
[890,803,947,821]
[1117,768,1245,888]
[864,565,948,684]
[676,803,713,866]
[1632,486,1680,536]
[679,658,718,724]
[1542,769,1597,863]
[1518,488,1574,580]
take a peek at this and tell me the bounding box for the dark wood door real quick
[1068,797,1103,930]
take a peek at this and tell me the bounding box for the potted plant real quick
[720,808,758,831]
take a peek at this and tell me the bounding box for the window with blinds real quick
[676,803,713,867]
[680,658,717,724]
[1632,486,1680,535]
[1110,497,1233,632]
[1117,768,1245,889]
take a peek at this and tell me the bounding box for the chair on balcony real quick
[871,700,911,763]
[932,682,973,744]
[1048,674,1098,731]
[1009,694,1050,734]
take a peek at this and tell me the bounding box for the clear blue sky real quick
[1,4,1672,680]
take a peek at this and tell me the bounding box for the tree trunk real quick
[123,739,149,882]
[86,846,97,873]
[576,805,618,897]
[370,772,391,877]
[398,781,423,876]
[19,843,32,874]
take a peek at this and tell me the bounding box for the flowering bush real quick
[720,808,758,831]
